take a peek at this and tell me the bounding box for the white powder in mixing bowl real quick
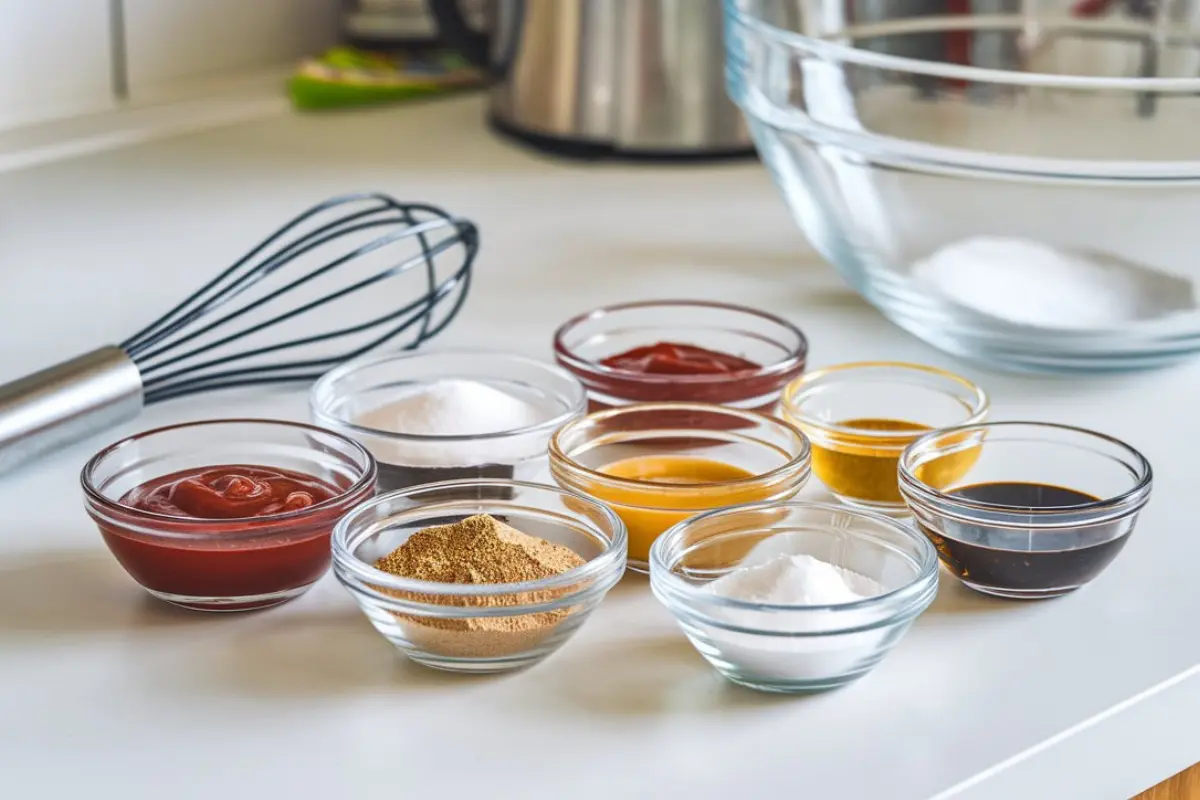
[911,236,1196,330]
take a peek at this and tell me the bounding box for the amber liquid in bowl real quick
[581,455,780,569]
[812,418,980,507]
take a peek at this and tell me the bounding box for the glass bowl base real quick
[959,580,1080,600]
[370,617,586,675]
[145,584,312,612]
[874,293,1200,375]
[718,668,870,694]
[399,649,552,674]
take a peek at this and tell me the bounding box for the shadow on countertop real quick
[925,574,1020,616]
[170,610,476,698]
[0,547,468,696]
[0,547,219,636]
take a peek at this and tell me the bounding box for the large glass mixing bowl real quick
[727,0,1200,372]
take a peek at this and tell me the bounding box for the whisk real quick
[0,192,478,475]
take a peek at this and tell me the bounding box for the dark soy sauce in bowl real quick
[917,481,1132,599]
[899,421,1152,600]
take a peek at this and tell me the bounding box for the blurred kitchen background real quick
[1,0,490,131]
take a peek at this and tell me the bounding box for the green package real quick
[288,47,483,111]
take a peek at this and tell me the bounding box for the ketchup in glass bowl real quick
[553,300,808,413]
[82,419,376,611]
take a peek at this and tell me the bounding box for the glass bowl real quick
[727,0,1200,372]
[310,350,586,490]
[650,500,938,693]
[553,299,808,412]
[81,419,377,611]
[549,402,811,572]
[332,480,626,673]
[899,421,1152,599]
[781,362,988,512]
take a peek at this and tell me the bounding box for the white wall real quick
[0,1,115,130]
[0,0,340,130]
[123,0,340,97]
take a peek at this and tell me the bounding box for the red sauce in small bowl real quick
[554,300,807,413]
[600,342,760,376]
[83,420,377,612]
[121,465,338,518]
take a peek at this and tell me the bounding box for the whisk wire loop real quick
[120,192,477,404]
[122,192,396,356]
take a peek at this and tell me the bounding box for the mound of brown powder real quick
[374,514,587,658]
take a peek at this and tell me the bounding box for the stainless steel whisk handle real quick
[0,346,144,475]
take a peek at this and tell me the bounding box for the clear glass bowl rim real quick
[310,348,587,443]
[729,5,1200,180]
[80,417,378,534]
[548,401,812,493]
[730,4,1200,93]
[781,361,989,439]
[331,478,629,600]
[898,420,1153,521]
[649,499,939,616]
[552,298,809,387]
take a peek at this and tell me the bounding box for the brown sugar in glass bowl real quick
[332,479,627,673]
[82,418,377,612]
[553,300,808,412]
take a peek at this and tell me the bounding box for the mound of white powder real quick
[704,552,882,605]
[911,236,1196,330]
[696,539,892,683]
[353,379,550,467]
[356,379,544,436]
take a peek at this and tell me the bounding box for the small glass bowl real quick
[899,422,1153,600]
[549,402,811,572]
[332,479,627,673]
[650,500,938,693]
[81,419,377,612]
[553,299,808,412]
[310,350,586,491]
[781,362,988,512]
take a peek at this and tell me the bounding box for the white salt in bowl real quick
[650,500,938,693]
[310,350,587,492]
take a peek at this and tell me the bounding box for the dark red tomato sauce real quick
[589,341,772,414]
[98,464,357,611]
[601,342,759,376]
[121,465,338,519]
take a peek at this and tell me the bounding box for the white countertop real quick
[0,93,1197,800]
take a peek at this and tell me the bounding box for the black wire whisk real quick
[0,191,478,474]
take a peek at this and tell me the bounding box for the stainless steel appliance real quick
[430,0,754,159]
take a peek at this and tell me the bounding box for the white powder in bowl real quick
[911,236,1197,330]
[697,540,894,683]
[704,553,882,605]
[356,379,544,436]
[353,379,551,467]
